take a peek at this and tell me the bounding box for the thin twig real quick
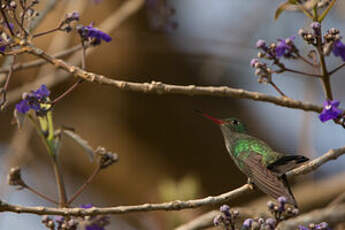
[0,145,344,217]
[51,79,83,105]
[283,68,321,78]
[67,165,101,205]
[29,0,58,32]
[0,44,84,75]
[11,8,29,36]
[50,158,68,208]
[318,0,337,22]
[52,40,89,103]
[32,27,60,38]
[297,54,319,67]
[23,185,59,205]
[327,191,345,207]
[0,55,16,108]
[81,41,86,70]
[328,62,345,76]
[269,81,286,97]
[316,21,333,100]
[0,7,15,36]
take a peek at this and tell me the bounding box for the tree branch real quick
[25,46,324,113]
[0,146,344,217]
[0,44,84,74]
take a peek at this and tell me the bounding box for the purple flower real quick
[77,24,112,44]
[213,215,223,226]
[256,40,266,49]
[81,204,94,209]
[311,22,321,35]
[316,222,329,230]
[265,218,277,230]
[0,40,6,52]
[15,85,51,115]
[319,100,342,122]
[275,36,296,57]
[298,225,310,230]
[65,12,80,23]
[15,100,31,114]
[250,58,259,67]
[33,84,50,98]
[277,196,287,211]
[219,204,230,215]
[332,40,345,61]
[86,223,105,230]
[242,218,253,229]
[81,204,110,230]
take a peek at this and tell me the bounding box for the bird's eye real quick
[231,120,239,126]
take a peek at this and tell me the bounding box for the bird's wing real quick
[242,152,297,207]
[267,154,309,175]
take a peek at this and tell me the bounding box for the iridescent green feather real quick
[231,138,281,167]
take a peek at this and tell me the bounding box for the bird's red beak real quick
[195,110,225,125]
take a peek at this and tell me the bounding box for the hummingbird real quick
[199,112,309,207]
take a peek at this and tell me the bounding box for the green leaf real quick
[62,129,95,161]
[275,2,293,20]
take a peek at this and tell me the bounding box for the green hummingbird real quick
[199,112,309,207]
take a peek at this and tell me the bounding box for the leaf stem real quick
[318,0,337,22]
[51,157,68,208]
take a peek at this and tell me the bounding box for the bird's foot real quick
[247,178,255,190]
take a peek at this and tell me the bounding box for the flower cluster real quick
[251,21,345,124]
[266,196,299,221]
[59,12,80,33]
[213,205,239,230]
[241,217,277,230]
[298,222,331,230]
[240,197,298,230]
[80,204,110,230]
[299,23,322,46]
[7,167,24,188]
[250,59,272,84]
[42,215,78,230]
[255,36,297,61]
[251,35,298,85]
[41,204,110,230]
[77,24,112,45]
[15,84,51,116]
[96,146,119,169]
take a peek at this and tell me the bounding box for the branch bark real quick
[26,46,324,113]
[1,146,344,217]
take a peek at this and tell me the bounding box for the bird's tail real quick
[281,174,298,208]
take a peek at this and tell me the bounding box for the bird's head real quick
[198,111,247,134]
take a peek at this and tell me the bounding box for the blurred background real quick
[0,0,345,229]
